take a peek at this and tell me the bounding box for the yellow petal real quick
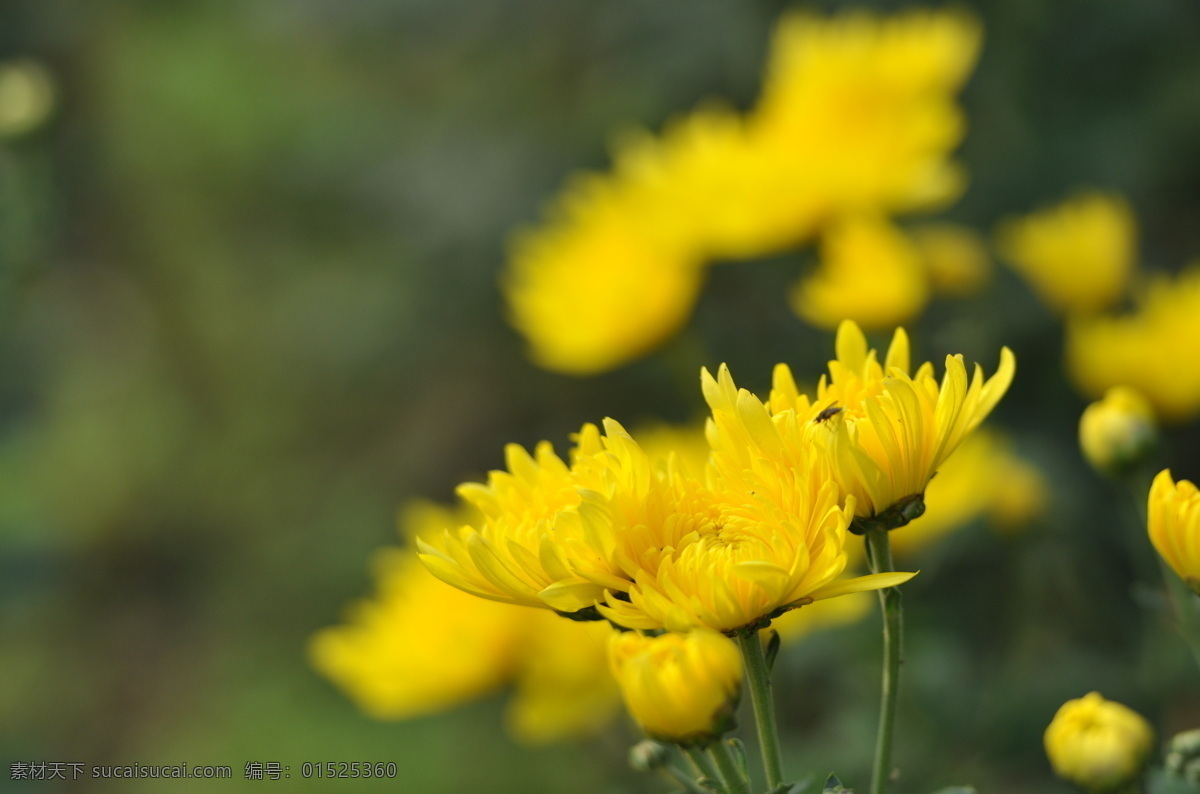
[538,579,606,613]
[809,570,917,600]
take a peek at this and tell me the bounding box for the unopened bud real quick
[1166,728,1200,785]
[628,739,671,772]
[1079,387,1156,474]
[1044,692,1153,792]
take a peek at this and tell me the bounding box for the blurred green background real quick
[3,0,1200,792]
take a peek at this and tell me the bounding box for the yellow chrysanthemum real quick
[767,320,1015,521]
[753,9,980,217]
[310,541,522,721]
[0,59,55,138]
[609,630,742,744]
[997,191,1136,315]
[791,214,929,330]
[313,502,619,742]
[612,105,823,261]
[585,418,911,633]
[505,616,619,744]
[1044,692,1154,792]
[1148,469,1200,595]
[416,426,617,614]
[503,174,705,376]
[910,221,991,296]
[988,453,1048,531]
[1067,266,1200,422]
[1079,387,1157,474]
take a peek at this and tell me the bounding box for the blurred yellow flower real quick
[1044,692,1153,792]
[997,191,1136,315]
[986,445,1050,532]
[910,221,991,296]
[505,616,619,744]
[0,59,55,137]
[889,429,1046,557]
[1067,267,1200,422]
[310,541,521,720]
[503,175,705,376]
[1148,469,1200,595]
[613,106,823,260]
[1079,387,1157,474]
[312,502,619,743]
[502,9,982,375]
[753,9,980,217]
[609,630,742,744]
[769,321,1015,521]
[791,215,929,330]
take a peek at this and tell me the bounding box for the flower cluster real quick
[505,9,983,374]
[311,426,887,743]
[407,323,1013,762]
[419,323,1012,634]
[996,189,1200,424]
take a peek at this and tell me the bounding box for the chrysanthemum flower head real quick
[1148,469,1200,595]
[791,214,930,330]
[738,321,1014,525]
[910,221,992,297]
[609,630,742,744]
[311,532,522,720]
[1067,266,1200,422]
[612,105,824,261]
[753,9,981,217]
[503,174,706,376]
[998,191,1136,316]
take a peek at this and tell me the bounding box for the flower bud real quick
[1079,387,1156,474]
[609,630,742,745]
[1166,728,1200,785]
[1148,469,1200,595]
[628,740,671,772]
[1044,692,1154,792]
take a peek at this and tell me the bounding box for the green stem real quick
[1160,558,1200,672]
[865,526,903,794]
[685,746,726,792]
[736,630,784,790]
[663,764,715,794]
[708,740,752,794]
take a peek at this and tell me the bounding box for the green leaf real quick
[764,628,781,672]
[823,773,854,793]
[768,781,816,794]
